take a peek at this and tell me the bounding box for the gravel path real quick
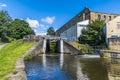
[0,43,8,49]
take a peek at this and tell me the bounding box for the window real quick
[114,16,116,18]
[98,15,101,20]
[111,35,118,38]
[109,16,111,21]
[117,23,120,29]
[104,15,106,20]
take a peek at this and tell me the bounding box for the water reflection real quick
[60,53,64,69]
[108,59,120,80]
[25,54,120,80]
[76,60,88,80]
[42,53,46,68]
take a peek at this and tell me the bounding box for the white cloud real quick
[26,18,39,28]
[39,24,48,30]
[0,3,7,7]
[38,32,47,36]
[55,28,58,31]
[41,16,55,24]
[34,29,46,35]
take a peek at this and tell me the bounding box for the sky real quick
[0,0,120,35]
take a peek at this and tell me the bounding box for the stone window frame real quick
[104,15,106,21]
[114,16,116,18]
[98,14,101,20]
[109,16,111,21]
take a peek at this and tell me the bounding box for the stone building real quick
[56,7,120,41]
[104,16,120,46]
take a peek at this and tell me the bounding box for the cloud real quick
[0,3,7,7]
[34,29,46,35]
[55,28,58,31]
[40,24,49,30]
[41,16,55,24]
[26,18,39,28]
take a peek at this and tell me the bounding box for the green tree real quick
[8,19,35,39]
[79,20,105,46]
[0,10,12,42]
[47,27,55,35]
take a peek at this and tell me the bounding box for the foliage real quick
[0,10,12,42]
[8,19,35,39]
[70,41,93,54]
[80,44,93,54]
[79,20,105,46]
[0,10,35,42]
[50,42,56,53]
[100,53,105,58]
[0,40,35,79]
[47,27,55,35]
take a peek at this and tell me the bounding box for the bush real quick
[80,44,93,54]
[1,36,15,43]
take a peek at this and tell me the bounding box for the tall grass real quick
[0,40,35,80]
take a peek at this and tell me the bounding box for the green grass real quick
[69,41,93,54]
[0,42,4,45]
[69,41,82,49]
[0,39,35,80]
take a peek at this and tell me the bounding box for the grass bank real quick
[69,41,93,54]
[0,39,35,80]
[0,42,4,45]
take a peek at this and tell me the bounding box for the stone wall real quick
[90,12,118,23]
[63,41,82,55]
[108,38,120,50]
[23,35,43,42]
[100,50,120,59]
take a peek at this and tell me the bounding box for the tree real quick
[8,19,35,39]
[0,10,12,42]
[47,27,55,35]
[0,10,35,42]
[79,20,105,46]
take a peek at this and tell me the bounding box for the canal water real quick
[25,54,120,80]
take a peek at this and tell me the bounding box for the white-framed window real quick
[117,23,120,29]
[111,35,118,38]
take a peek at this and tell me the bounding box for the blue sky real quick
[0,0,120,35]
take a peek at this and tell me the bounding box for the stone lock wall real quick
[63,41,82,55]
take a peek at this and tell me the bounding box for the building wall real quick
[56,8,90,36]
[60,24,77,41]
[108,38,120,50]
[90,12,119,23]
[77,20,89,38]
[60,20,89,41]
[56,8,120,41]
[106,16,120,38]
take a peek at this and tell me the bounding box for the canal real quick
[25,54,120,80]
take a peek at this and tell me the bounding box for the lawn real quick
[0,39,35,80]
